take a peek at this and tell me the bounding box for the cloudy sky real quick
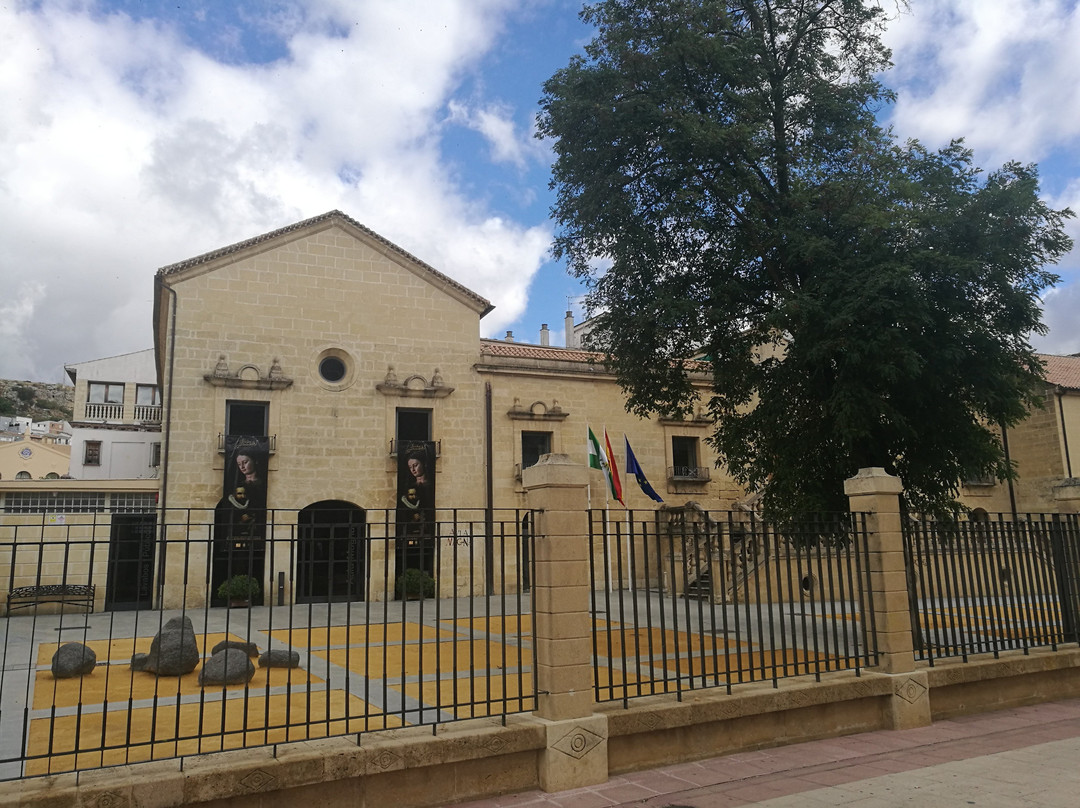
[2,0,1078,384]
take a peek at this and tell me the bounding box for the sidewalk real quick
[456,699,1080,807]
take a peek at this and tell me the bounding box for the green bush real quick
[216,574,261,603]
[396,568,435,599]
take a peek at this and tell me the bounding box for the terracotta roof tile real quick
[479,341,603,363]
[1040,353,1080,391]
[478,340,711,372]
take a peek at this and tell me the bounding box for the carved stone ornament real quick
[507,399,569,421]
[551,726,603,760]
[204,356,293,390]
[376,368,453,398]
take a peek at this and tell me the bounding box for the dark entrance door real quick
[297,501,366,603]
[105,513,157,610]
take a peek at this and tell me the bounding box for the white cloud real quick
[0,0,547,380]
[882,0,1080,357]
[884,1,1080,163]
[447,99,546,169]
[0,283,47,381]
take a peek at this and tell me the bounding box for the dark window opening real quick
[396,409,432,443]
[521,431,552,470]
[319,356,346,383]
[226,401,269,437]
[85,441,102,466]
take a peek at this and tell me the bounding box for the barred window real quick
[2,491,155,514]
[4,491,106,513]
[110,492,157,513]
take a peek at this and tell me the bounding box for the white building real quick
[64,349,162,480]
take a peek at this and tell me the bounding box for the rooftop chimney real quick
[564,311,576,349]
[505,330,514,342]
[540,323,550,346]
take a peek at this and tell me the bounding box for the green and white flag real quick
[588,426,621,503]
[588,426,607,471]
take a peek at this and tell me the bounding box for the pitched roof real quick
[156,210,492,315]
[478,339,712,373]
[1041,353,1080,391]
[479,341,603,363]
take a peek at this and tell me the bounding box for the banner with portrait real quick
[223,435,270,536]
[396,440,437,574]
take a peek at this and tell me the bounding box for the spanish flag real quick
[604,429,624,505]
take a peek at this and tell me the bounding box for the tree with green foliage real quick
[539,0,1073,517]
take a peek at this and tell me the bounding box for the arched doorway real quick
[297,501,366,603]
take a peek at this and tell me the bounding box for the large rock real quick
[259,649,301,668]
[199,649,255,686]
[211,640,259,657]
[130,616,201,676]
[52,642,97,678]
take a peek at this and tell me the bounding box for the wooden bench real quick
[6,584,96,614]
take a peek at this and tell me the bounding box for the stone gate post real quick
[522,453,607,791]
[844,467,930,729]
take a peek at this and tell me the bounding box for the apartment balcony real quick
[134,404,162,423]
[83,403,123,421]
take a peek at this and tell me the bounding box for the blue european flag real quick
[625,437,664,503]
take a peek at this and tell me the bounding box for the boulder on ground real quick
[211,639,259,657]
[52,642,97,678]
[259,649,301,668]
[199,648,255,686]
[130,616,200,675]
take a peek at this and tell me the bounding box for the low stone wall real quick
[6,647,1077,808]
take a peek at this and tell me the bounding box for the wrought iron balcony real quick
[668,465,711,482]
[389,439,441,457]
[217,435,277,454]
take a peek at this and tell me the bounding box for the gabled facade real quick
[0,434,70,481]
[65,349,162,480]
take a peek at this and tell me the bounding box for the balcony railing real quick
[133,404,162,423]
[216,434,277,454]
[389,439,441,457]
[82,402,123,421]
[668,465,711,482]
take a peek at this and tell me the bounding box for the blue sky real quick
[2,0,1078,383]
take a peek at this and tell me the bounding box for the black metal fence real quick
[0,506,535,780]
[903,512,1080,663]
[588,507,878,704]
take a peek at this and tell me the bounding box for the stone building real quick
[150,210,735,606]
[959,353,1080,516]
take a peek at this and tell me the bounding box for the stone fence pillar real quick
[522,454,607,791]
[844,467,929,729]
[1053,479,1080,514]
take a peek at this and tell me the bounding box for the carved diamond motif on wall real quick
[552,726,603,760]
[895,677,927,704]
[240,769,277,791]
[374,750,402,770]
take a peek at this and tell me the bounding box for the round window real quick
[312,347,357,391]
[319,356,346,383]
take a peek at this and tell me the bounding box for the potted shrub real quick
[396,568,436,600]
[217,574,261,607]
